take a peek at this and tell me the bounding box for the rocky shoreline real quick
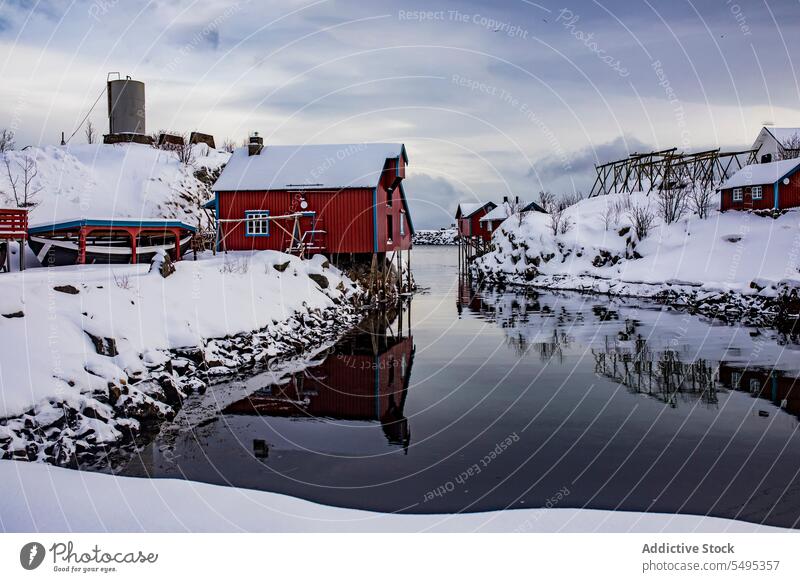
[471,267,800,333]
[0,291,366,469]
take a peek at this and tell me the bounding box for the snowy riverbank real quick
[472,193,800,326]
[0,251,363,466]
[0,461,783,532]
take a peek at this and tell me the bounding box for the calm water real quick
[122,246,800,528]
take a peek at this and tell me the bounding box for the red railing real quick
[0,209,28,240]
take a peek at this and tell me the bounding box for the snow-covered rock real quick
[0,143,229,229]
[412,228,458,245]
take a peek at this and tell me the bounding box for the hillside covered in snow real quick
[473,192,800,323]
[0,143,229,228]
[412,227,458,245]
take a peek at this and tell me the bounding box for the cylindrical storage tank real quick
[107,78,146,135]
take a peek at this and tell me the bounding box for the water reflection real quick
[720,365,800,420]
[223,306,415,452]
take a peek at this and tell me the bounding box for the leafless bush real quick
[558,190,585,210]
[171,134,195,166]
[548,206,572,236]
[778,132,800,160]
[628,203,656,240]
[0,129,14,152]
[601,203,615,231]
[85,120,97,144]
[113,273,132,289]
[220,257,249,274]
[538,190,555,213]
[3,154,42,207]
[221,139,237,153]
[690,188,713,219]
[657,186,689,224]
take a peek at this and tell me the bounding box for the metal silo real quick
[107,75,146,135]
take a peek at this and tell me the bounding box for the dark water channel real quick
[121,246,800,528]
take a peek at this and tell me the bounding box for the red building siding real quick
[720,168,800,211]
[720,184,775,211]
[216,155,411,255]
[456,205,493,240]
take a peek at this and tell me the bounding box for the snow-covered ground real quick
[412,227,458,245]
[0,251,362,465]
[0,461,783,532]
[473,193,800,316]
[0,143,228,230]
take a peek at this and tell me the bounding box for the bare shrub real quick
[690,188,714,219]
[538,190,555,213]
[221,139,237,153]
[549,206,573,236]
[0,129,15,152]
[601,203,615,231]
[170,134,195,166]
[85,120,97,144]
[220,257,249,274]
[3,154,42,207]
[628,203,656,240]
[657,186,689,224]
[113,273,131,289]
[778,132,800,160]
[559,190,585,210]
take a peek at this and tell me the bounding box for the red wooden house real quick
[455,201,497,242]
[719,158,800,211]
[211,138,413,256]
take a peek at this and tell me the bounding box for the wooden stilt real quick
[18,238,25,271]
[78,227,87,265]
[396,249,402,295]
[407,247,411,291]
[129,231,138,264]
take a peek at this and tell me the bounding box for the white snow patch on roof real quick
[480,201,528,222]
[212,143,405,191]
[719,159,800,190]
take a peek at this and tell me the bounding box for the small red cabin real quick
[211,141,413,256]
[455,201,497,242]
[719,159,800,211]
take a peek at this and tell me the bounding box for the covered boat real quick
[27,217,196,266]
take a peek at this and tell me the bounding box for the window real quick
[399,214,405,236]
[486,221,493,232]
[752,186,763,200]
[749,378,760,393]
[732,188,743,201]
[731,372,741,389]
[386,215,393,242]
[386,188,393,207]
[245,211,270,236]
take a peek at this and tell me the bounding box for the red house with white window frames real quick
[210,139,413,256]
[719,159,800,211]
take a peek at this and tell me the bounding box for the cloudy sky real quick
[1,0,799,227]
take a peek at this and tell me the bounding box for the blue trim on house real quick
[372,187,379,252]
[202,198,216,210]
[774,181,780,210]
[244,210,270,237]
[28,218,197,235]
[215,193,221,251]
[398,182,415,235]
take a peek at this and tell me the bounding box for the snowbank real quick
[0,251,362,465]
[412,227,458,245]
[0,461,782,532]
[473,193,800,321]
[0,143,229,228]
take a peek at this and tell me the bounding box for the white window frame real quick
[245,211,270,236]
[732,188,743,202]
[731,372,741,389]
[399,214,405,236]
[749,378,760,393]
[751,186,763,200]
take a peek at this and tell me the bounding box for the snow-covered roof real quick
[718,159,800,190]
[456,202,495,218]
[480,202,525,222]
[212,143,407,191]
[765,127,800,143]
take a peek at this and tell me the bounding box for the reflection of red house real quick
[455,202,496,242]
[211,139,413,255]
[224,331,415,448]
[719,364,800,418]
